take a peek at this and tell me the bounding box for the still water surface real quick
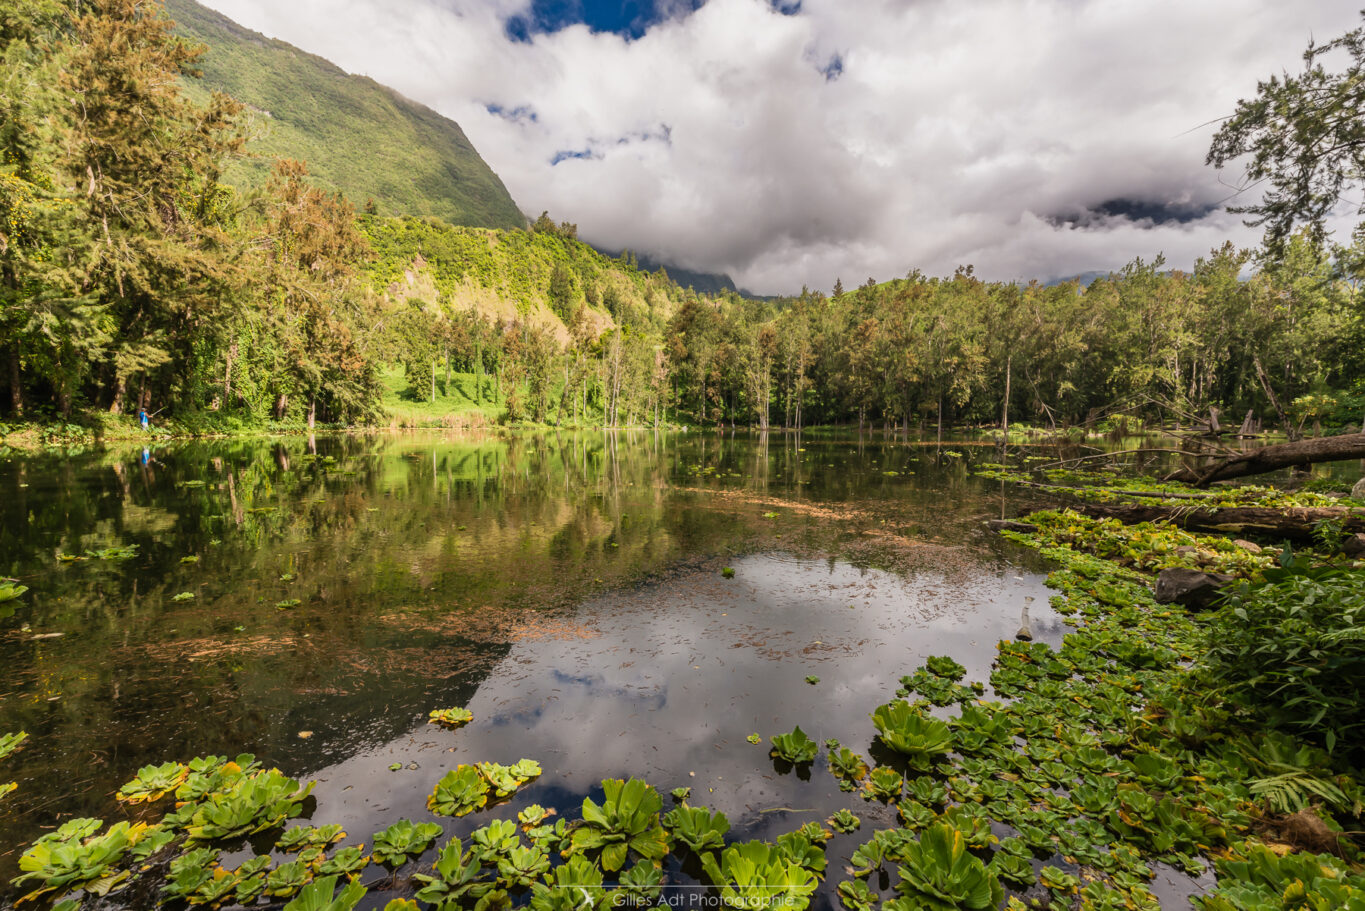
[0,431,1098,906]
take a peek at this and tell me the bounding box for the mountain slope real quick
[165,0,524,229]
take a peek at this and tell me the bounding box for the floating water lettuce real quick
[116,761,188,804]
[530,854,603,911]
[864,767,903,802]
[371,819,443,867]
[428,706,474,728]
[871,700,953,769]
[663,804,730,852]
[276,824,346,852]
[770,726,819,763]
[568,777,669,872]
[518,804,554,828]
[184,769,314,842]
[700,840,819,911]
[0,730,28,760]
[477,759,541,799]
[265,859,314,898]
[775,831,827,876]
[280,874,367,911]
[13,819,156,901]
[412,839,492,906]
[427,765,489,817]
[0,579,29,601]
[838,878,877,911]
[828,746,870,790]
[888,824,1002,911]
[828,809,861,833]
[469,819,519,863]
[496,844,550,888]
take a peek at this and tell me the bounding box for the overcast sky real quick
[198,0,1362,294]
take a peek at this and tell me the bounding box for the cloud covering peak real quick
[197,0,1360,293]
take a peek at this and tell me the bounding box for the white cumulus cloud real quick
[195,0,1362,293]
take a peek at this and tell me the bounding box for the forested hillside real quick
[1,0,1362,440]
[164,0,523,230]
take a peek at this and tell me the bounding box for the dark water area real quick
[0,429,1251,908]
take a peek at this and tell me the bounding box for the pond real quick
[0,430,1147,908]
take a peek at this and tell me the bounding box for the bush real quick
[1196,569,1365,756]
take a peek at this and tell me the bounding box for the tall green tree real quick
[1209,13,1365,255]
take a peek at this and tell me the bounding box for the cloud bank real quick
[197,0,1361,293]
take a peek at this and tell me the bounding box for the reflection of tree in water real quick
[0,430,1055,886]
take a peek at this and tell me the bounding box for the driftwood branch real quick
[1164,433,1365,486]
[1072,502,1365,542]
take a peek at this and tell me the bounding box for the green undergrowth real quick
[6,510,1365,911]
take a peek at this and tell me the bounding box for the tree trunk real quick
[474,340,483,404]
[430,358,437,403]
[1002,354,1011,439]
[1165,433,1365,485]
[1253,354,1297,441]
[109,373,125,414]
[223,340,236,408]
[307,397,316,430]
[274,393,288,421]
[1071,502,1364,542]
[1238,408,1255,437]
[7,347,21,417]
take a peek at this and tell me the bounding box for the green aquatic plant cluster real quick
[427,761,541,817]
[976,465,1363,511]
[769,725,819,763]
[428,706,474,728]
[1022,510,1274,576]
[568,778,670,872]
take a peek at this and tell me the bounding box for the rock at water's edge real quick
[1153,567,1235,610]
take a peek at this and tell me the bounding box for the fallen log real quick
[1072,502,1365,542]
[1164,433,1365,486]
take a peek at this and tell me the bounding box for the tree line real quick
[2,0,1362,436]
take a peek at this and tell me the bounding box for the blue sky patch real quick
[505,0,707,42]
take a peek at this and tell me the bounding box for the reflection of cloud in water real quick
[306,552,1060,853]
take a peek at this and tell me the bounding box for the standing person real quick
[140,409,149,431]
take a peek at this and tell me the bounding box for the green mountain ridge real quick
[165,0,525,229]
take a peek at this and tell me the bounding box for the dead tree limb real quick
[1253,355,1298,441]
[1164,433,1365,486]
[1072,502,1365,541]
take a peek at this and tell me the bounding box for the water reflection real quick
[0,430,1062,896]
[301,553,1063,907]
